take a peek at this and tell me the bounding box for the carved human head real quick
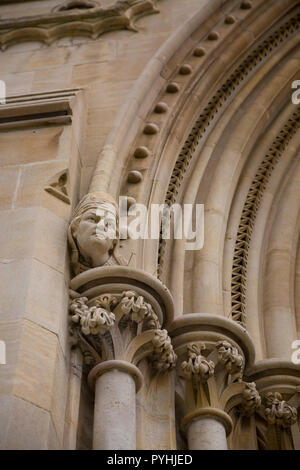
[68,191,118,275]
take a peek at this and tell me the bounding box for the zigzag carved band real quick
[157,12,300,281]
[231,108,300,326]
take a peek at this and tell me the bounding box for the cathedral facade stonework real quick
[0,0,300,450]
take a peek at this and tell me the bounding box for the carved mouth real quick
[92,232,111,242]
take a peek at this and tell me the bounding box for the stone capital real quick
[69,266,177,379]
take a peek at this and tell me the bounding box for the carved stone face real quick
[73,206,117,268]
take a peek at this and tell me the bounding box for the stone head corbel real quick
[68,191,119,275]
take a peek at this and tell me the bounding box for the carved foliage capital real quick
[216,340,244,382]
[181,343,215,386]
[264,392,297,428]
[118,290,160,329]
[70,296,115,335]
[69,289,175,373]
[150,329,177,371]
[240,382,261,417]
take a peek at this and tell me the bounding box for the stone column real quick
[63,348,83,449]
[170,317,253,451]
[69,267,176,450]
[88,360,143,450]
[182,409,232,450]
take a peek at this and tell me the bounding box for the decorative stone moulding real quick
[154,102,169,114]
[207,31,219,41]
[134,146,150,158]
[0,0,160,50]
[231,107,300,326]
[70,266,175,330]
[127,170,142,183]
[240,1,252,9]
[169,314,255,372]
[143,123,159,135]
[157,12,300,280]
[45,169,70,204]
[0,88,81,130]
[166,82,180,94]
[193,47,206,57]
[244,359,300,394]
[225,15,236,24]
[179,64,193,75]
[170,314,252,381]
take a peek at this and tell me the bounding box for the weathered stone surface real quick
[1,0,300,452]
[0,127,65,166]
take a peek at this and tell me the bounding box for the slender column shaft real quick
[182,409,232,450]
[93,369,136,450]
[187,417,228,450]
[63,348,83,449]
[88,361,143,450]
